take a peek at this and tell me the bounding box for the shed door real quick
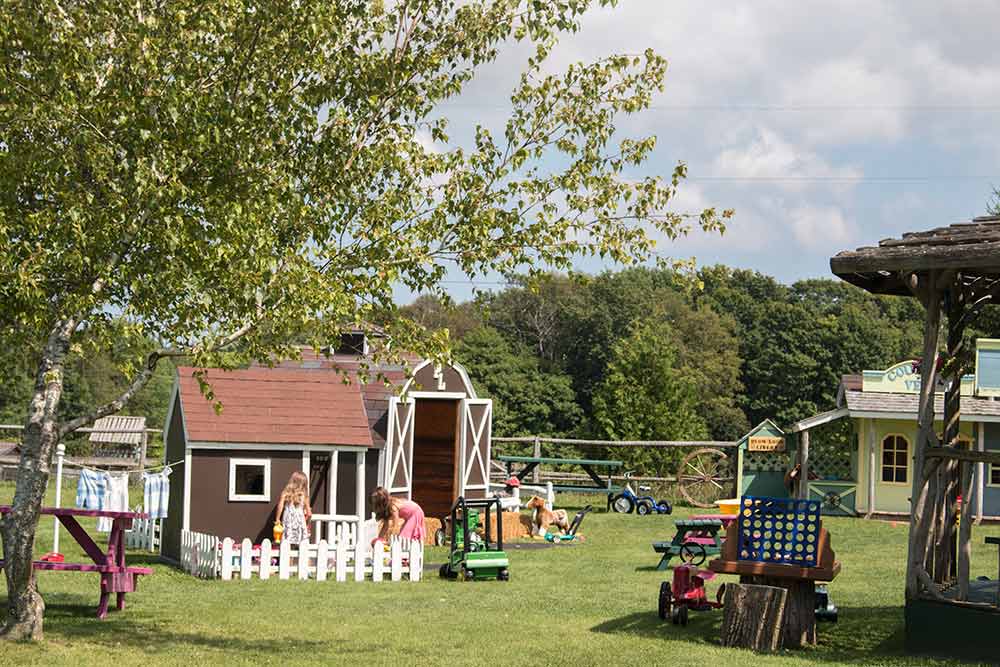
[385,396,414,499]
[458,398,492,497]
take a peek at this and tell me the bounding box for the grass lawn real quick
[0,483,995,666]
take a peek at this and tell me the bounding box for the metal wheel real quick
[679,542,707,566]
[671,604,683,625]
[658,581,673,621]
[677,448,732,508]
[611,494,634,514]
[679,604,689,626]
[636,499,654,516]
[498,568,510,582]
[461,567,474,582]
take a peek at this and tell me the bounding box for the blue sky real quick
[400,1,1000,303]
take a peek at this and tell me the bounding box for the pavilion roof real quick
[830,215,1000,296]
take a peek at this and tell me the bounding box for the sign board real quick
[862,360,973,396]
[748,436,785,452]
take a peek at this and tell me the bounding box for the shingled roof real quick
[839,389,1000,421]
[830,215,1000,296]
[177,366,374,447]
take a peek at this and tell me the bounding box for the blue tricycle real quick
[611,471,672,515]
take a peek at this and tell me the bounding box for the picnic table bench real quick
[497,455,623,508]
[0,506,152,619]
[652,514,736,570]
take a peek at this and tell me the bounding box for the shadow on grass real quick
[43,596,332,656]
[589,606,964,666]
[634,565,664,572]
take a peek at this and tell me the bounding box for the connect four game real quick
[736,496,822,568]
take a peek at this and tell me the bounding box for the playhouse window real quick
[990,464,1000,487]
[229,458,271,501]
[881,435,909,484]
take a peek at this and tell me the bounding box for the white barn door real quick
[459,399,492,497]
[384,396,414,498]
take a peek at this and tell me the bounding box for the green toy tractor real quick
[439,496,510,582]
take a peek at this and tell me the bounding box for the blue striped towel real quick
[76,469,108,511]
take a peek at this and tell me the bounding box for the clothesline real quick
[59,457,185,476]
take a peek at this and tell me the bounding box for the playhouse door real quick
[385,396,415,499]
[458,398,492,498]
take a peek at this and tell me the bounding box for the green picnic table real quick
[652,515,731,570]
[497,455,623,510]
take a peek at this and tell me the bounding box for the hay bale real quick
[480,511,533,541]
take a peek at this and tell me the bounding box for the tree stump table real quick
[720,583,787,652]
[709,497,841,650]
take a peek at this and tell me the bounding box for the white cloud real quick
[787,204,856,249]
[712,127,863,191]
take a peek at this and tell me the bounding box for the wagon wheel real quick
[677,448,731,508]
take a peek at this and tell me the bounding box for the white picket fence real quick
[219,536,423,582]
[179,528,423,582]
[181,529,221,579]
[125,515,161,552]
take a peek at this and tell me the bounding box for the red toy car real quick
[658,563,725,626]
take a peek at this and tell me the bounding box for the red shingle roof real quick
[177,366,374,447]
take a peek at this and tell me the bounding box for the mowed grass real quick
[0,482,996,666]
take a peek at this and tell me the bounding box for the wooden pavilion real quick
[831,214,1000,657]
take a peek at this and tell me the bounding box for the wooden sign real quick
[748,436,785,452]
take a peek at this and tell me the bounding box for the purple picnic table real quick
[0,506,153,619]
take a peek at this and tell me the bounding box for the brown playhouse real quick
[160,339,492,562]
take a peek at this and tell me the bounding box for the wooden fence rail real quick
[493,436,736,449]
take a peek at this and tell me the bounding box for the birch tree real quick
[0,0,728,638]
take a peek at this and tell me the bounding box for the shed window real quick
[229,458,271,501]
[881,435,909,484]
[990,464,1000,487]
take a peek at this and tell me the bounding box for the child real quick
[371,486,425,545]
[276,471,312,545]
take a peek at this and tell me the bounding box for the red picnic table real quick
[0,506,152,619]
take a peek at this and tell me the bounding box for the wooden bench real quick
[653,518,725,570]
[709,496,840,649]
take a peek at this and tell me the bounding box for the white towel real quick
[142,467,171,520]
[97,473,129,532]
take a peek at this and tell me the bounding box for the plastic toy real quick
[657,563,725,626]
[815,584,838,622]
[273,520,284,544]
[439,496,510,582]
[544,505,593,543]
[611,471,672,515]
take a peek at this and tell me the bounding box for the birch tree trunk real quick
[0,319,74,640]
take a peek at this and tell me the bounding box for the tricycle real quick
[657,563,725,626]
[611,471,672,515]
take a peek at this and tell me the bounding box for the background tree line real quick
[5,263,1000,475]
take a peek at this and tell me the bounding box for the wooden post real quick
[958,459,974,601]
[798,430,810,500]
[977,424,985,524]
[907,274,942,602]
[532,436,541,484]
[720,583,787,652]
[867,419,876,517]
[935,284,965,583]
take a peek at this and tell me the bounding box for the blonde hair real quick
[281,471,309,507]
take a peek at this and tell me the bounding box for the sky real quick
[404,1,1000,302]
